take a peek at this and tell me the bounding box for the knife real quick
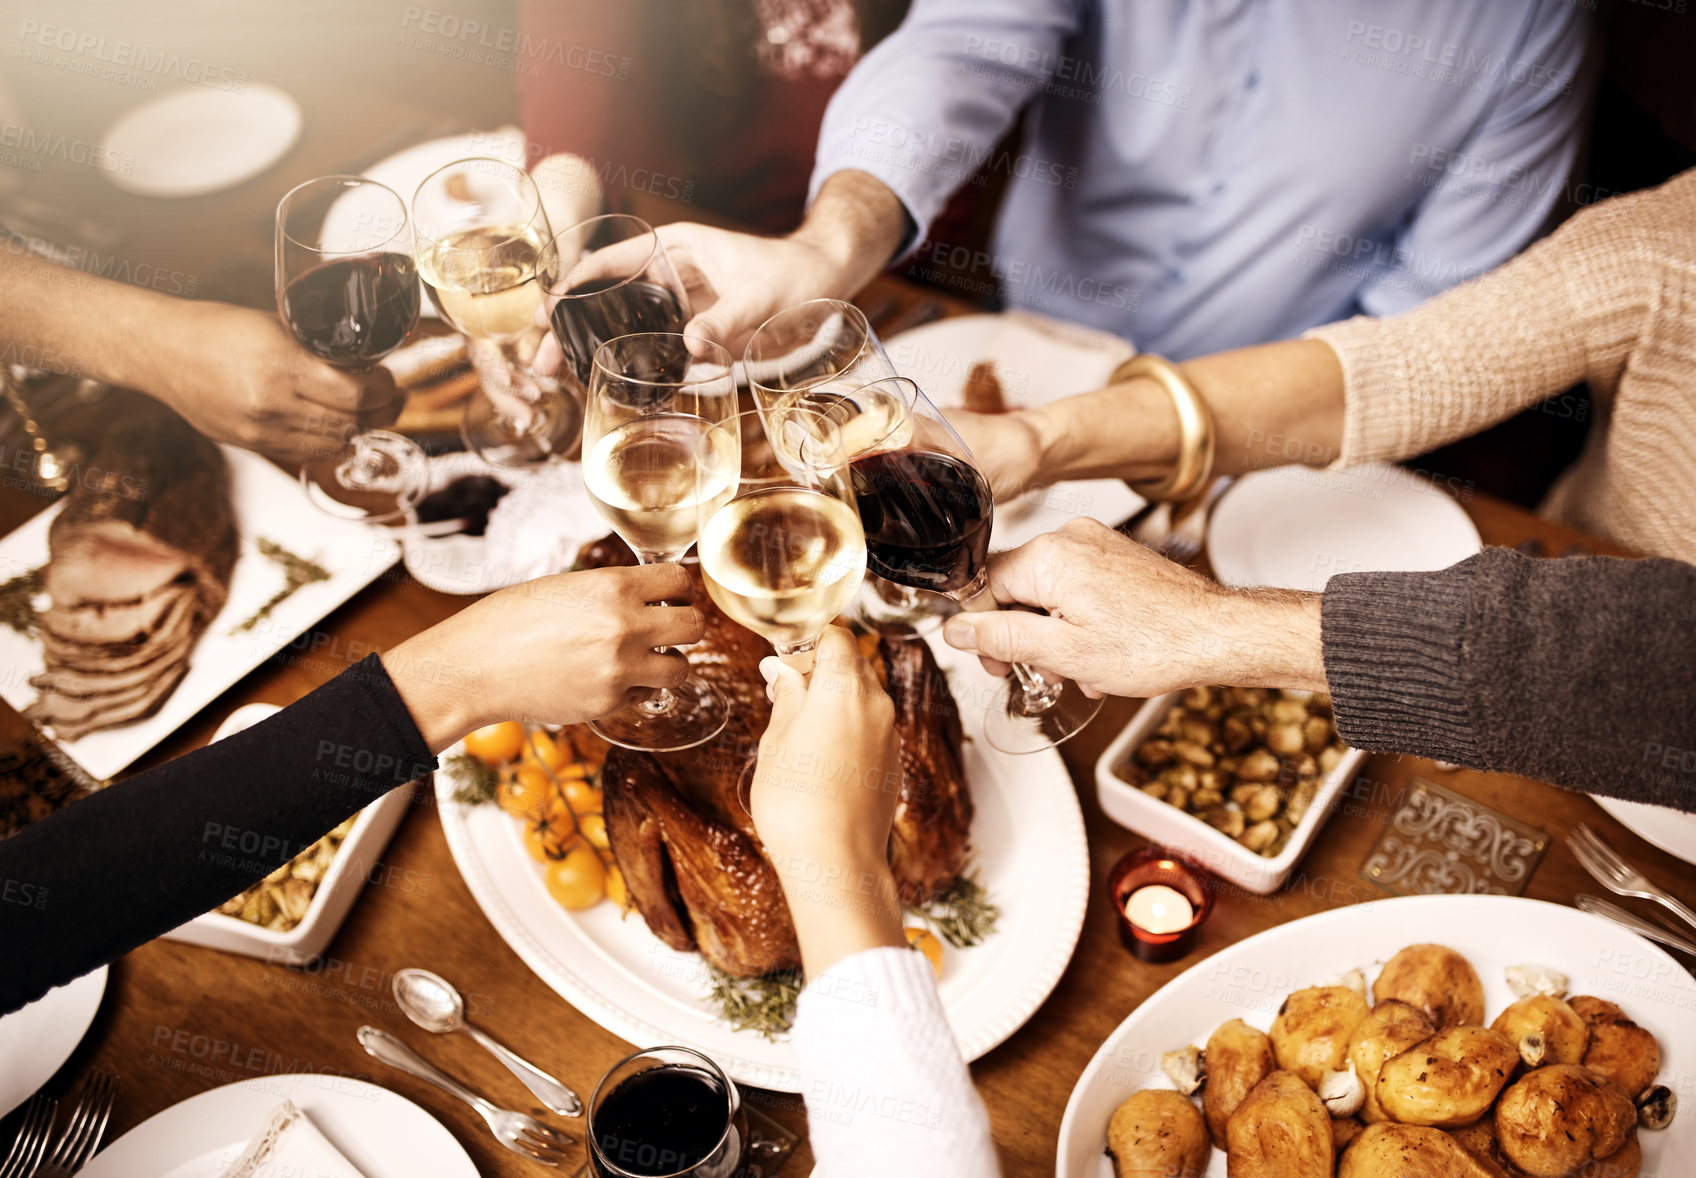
[1576,893,1696,957]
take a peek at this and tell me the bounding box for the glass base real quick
[981,672,1103,755]
[299,430,426,523]
[591,677,729,752]
[462,386,583,467]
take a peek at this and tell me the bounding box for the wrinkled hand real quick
[160,302,402,465]
[941,519,1325,699]
[655,222,852,352]
[384,564,706,750]
[944,408,1046,503]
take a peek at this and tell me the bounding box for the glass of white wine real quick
[696,408,866,670]
[411,157,579,466]
[583,333,741,751]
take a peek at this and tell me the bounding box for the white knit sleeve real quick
[790,946,999,1178]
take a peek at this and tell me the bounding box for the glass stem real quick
[771,639,817,676]
[635,549,682,715]
[956,580,1065,716]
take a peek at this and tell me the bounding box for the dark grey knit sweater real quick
[1322,547,1696,810]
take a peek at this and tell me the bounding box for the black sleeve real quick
[0,655,436,1014]
[1321,547,1696,809]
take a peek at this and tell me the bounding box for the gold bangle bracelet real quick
[1109,354,1215,501]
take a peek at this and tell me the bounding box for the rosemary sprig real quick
[908,869,1000,949]
[0,565,43,637]
[443,754,498,806]
[705,963,803,1041]
[234,538,331,634]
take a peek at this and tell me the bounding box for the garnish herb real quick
[0,566,43,636]
[705,963,803,1040]
[908,870,1000,948]
[234,538,331,634]
[444,754,498,806]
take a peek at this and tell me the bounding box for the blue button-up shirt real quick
[811,0,1593,359]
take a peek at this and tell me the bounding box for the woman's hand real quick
[383,564,706,750]
[943,408,1047,503]
[750,625,908,975]
[153,302,402,465]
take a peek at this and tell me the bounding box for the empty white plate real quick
[101,84,301,197]
[1207,462,1481,591]
[0,967,107,1118]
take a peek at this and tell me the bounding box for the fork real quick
[0,1095,56,1178]
[1154,476,1233,565]
[35,1071,117,1178]
[358,1026,573,1167]
[1570,823,1696,938]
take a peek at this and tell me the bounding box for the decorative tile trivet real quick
[1361,778,1548,896]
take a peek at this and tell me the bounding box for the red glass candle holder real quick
[1108,846,1214,963]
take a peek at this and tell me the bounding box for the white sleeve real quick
[790,946,1000,1177]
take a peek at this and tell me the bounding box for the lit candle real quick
[1124,884,1194,934]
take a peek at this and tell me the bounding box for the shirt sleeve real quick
[808,0,1084,251]
[1322,548,1696,808]
[0,655,436,1015]
[1352,0,1595,318]
[791,946,1000,1178]
[1306,168,1690,470]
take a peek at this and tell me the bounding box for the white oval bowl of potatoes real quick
[1057,894,1692,1178]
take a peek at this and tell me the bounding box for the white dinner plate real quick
[0,446,401,780]
[1056,894,1696,1178]
[437,634,1091,1092]
[79,1073,477,1178]
[888,312,1146,552]
[101,85,301,198]
[0,967,106,1118]
[1593,796,1696,868]
[1207,462,1482,590]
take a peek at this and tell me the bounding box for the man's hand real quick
[155,302,402,466]
[941,519,1328,698]
[382,563,707,750]
[749,624,907,975]
[944,408,1047,503]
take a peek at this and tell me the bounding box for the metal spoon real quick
[392,968,582,1117]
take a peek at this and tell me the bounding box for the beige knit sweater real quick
[1307,168,1696,563]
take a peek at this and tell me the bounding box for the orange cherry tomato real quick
[464,721,525,766]
[905,927,944,979]
[605,865,629,913]
[579,813,610,851]
[519,730,574,773]
[523,820,573,863]
[545,845,606,910]
[563,779,603,815]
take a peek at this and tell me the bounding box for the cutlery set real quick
[358,967,580,1167]
[1569,822,1696,957]
[0,1072,116,1178]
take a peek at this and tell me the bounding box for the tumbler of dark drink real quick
[588,1045,747,1178]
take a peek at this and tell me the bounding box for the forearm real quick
[1201,591,1329,694]
[771,849,907,979]
[792,170,909,299]
[0,655,434,1014]
[1026,339,1347,485]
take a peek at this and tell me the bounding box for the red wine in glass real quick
[280,253,420,369]
[550,277,686,388]
[851,448,995,597]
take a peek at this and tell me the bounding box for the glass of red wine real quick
[588,1045,746,1178]
[541,214,691,396]
[276,175,425,522]
[834,375,1104,754]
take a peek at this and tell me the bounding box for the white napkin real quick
[217,1101,367,1178]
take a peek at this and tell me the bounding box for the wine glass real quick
[410,157,579,466]
[845,376,1103,754]
[588,1045,747,1178]
[582,333,740,751]
[541,214,691,395]
[696,408,866,670]
[744,299,923,622]
[276,175,425,522]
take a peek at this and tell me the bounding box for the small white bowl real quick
[1095,691,1366,894]
[161,703,413,964]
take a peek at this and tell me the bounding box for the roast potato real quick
[1338,1122,1502,1178]
[1577,1137,1641,1178]
[1270,983,1371,1088]
[1225,1070,1333,1178]
[1448,1118,1526,1178]
[1492,995,1589,1068]
[1332,1115,1366,1156]
[1107,1088,1210,1178]
[1375,1025,1518,1127]
[1204,1018,1277,1148]
[1495,1065,1636,1177]
[1568,996,1661,1099]
[1373,944,1485,1029]
[1348,1000,1437,1123]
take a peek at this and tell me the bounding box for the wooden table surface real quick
[5,143,1695,1178]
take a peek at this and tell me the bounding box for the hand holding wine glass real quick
[581,333,741,751]
[275,174,424,522]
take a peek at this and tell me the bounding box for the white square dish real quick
[160,703,413,964]
[1094,691,1366,894]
